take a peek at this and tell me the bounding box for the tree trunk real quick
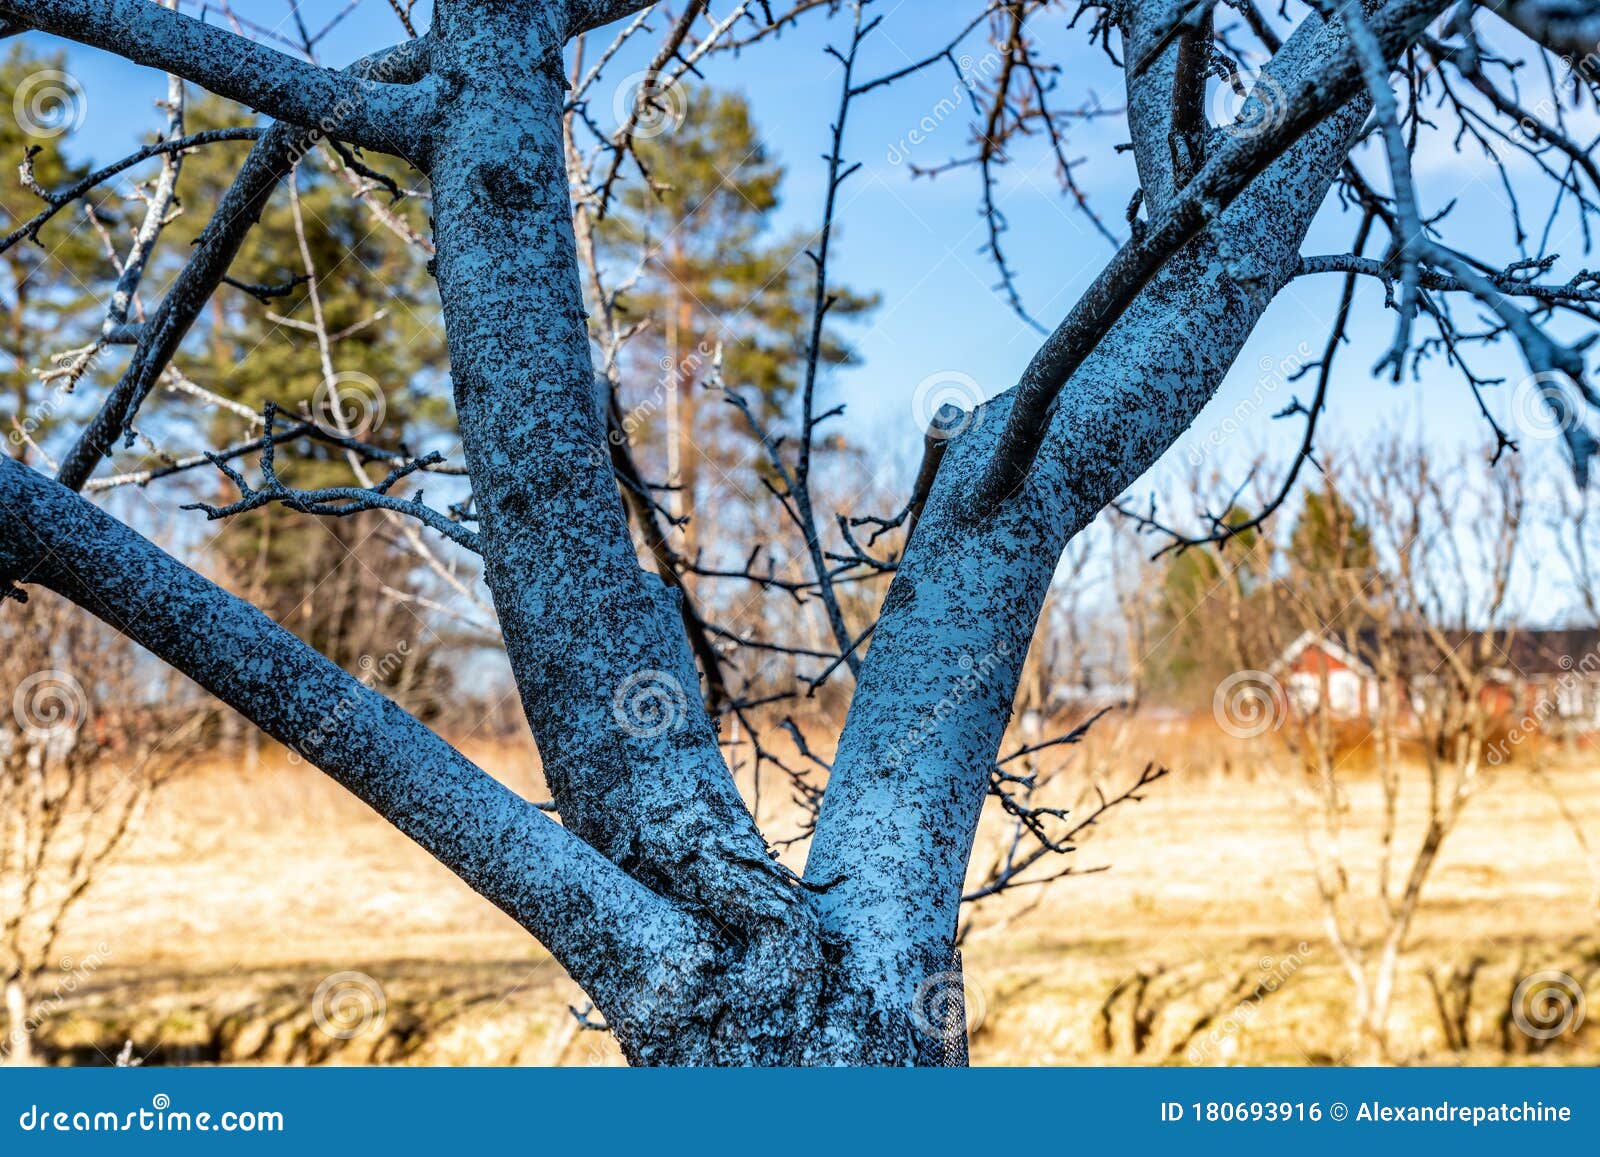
[3,974,32,1065]
[0,0,1466,1067]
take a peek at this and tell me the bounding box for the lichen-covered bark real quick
[0,455,699,1021]
[566,0,659,37]
[1121,2,1186,214]
[0,0,428,157]
[804,12,1374,1011]
[0,0,1455,1066]
[420,0,826,1062]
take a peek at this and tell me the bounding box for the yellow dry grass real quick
[27,718,1600,1066]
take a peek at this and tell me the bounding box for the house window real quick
[1287,673,1319,715]
[1328,670,1362,718]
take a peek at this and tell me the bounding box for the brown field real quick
[23,718,1600,1067]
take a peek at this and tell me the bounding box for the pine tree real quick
[1150,510,1263,696]
[1,45,113,462]
[599,87,875,552]
[1289,479,1376,575]
[146,94,451,706]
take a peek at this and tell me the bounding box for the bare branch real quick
[0,453,705,1020]
[0,129,261,255]
[971,0,1451,514]
[0,0,433,156]
[53,41,430,492]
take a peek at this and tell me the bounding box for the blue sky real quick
[18,1,1598,574]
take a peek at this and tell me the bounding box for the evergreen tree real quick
[146,94,452,707]
[599,87,875,549]
[1150,510,1264,696]
[1283,477,1379,641]
[1,45,114,462]
[1288,478,1376,574]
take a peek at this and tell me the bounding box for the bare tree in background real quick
[1207,443,1527,1060]
[2,0,1598,1064]
[1,594,185,1065]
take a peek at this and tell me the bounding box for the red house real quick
[1271,628,1600,733]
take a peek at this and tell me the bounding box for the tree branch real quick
[1481,0,1600,57]
[970,0,1452,514]
[805,0,1391,1000]
[567,0,661,39]
[0,454,703,1021]
[0,128,263,256]
[423,2,820,992]
[184,440,481,553]
[53,41,430,493]
[0,0,433,157]
[1297,252,1600,306]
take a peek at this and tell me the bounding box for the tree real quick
[1,44,110,463]
[1,591,184,1065]
[1148,502,1263,698]
[600,86,874,552]
[1222,442,1527,1060]
[1288,478,1375,575]
[0,0,1595,1065]
[170,94,455,698]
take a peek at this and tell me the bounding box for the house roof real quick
[1273,630,1374,677]
[1485,629,1600,677]
[1280,628,1600,680]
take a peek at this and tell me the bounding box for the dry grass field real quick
[20,717,1600,1067]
